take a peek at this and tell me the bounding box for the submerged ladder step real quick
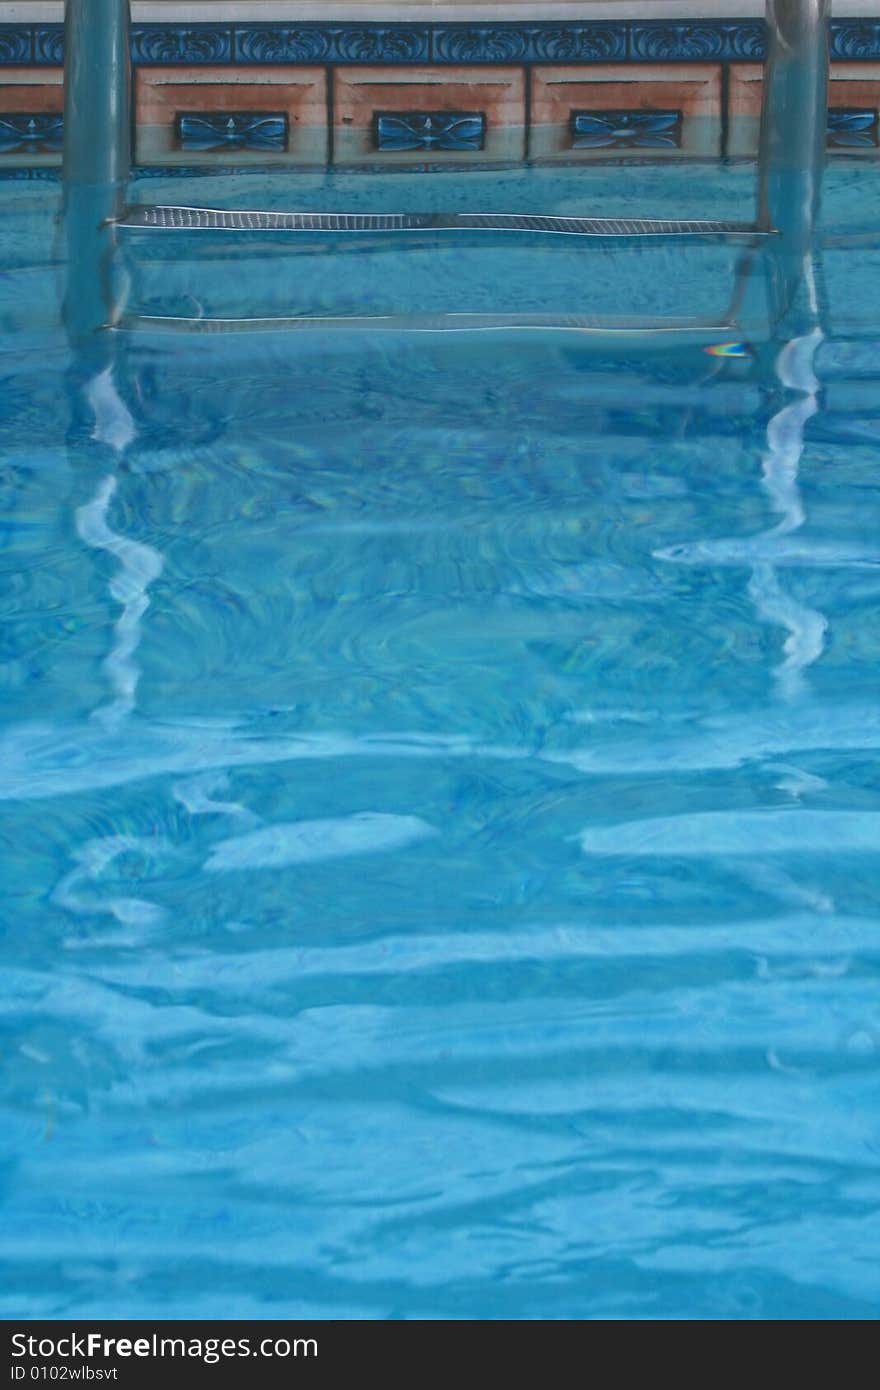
[115,311,743,349]
[117,205,770,242]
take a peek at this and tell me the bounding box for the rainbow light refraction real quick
[704,342,750,358]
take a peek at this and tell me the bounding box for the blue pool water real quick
[2,162,880,1320]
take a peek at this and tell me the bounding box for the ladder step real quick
[117,205,769,242]
[115,311,742,349]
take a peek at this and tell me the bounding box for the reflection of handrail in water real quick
[751,326,826,702]
[653,1,833,699]
[656,324,827,703]
[747,563,827,703]
[75,473,164,730]
[762,328,822,536]
[73,360,162,731]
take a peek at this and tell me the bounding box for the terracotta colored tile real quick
[135,65,328,166]
[729,63,880,157]
[530,64,722,161]
[727,64,765,159]
[333,65,525,164]
[0,68,63,166]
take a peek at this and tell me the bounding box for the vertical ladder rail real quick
[63,0,131,191]
[61,0,135,501]
[62,0,132,342]
[757,0,831,333]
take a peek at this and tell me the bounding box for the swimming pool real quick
[2,160,880,1320]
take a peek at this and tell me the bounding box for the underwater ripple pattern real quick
[1,168,880,1321]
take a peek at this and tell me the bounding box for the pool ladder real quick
[61,1,832,347]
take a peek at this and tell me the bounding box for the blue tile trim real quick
[832,20,880,59]
[33,26,64,65]
[629,21,766,61]
[132,24,233,64]
[0,25,33,63]
[0,19,879,67]
[626,18,880,63]
[234,24,430,63]
[431,23,625,64]
[0,166,60,179]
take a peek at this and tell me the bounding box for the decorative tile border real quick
[629,21,765,61]
[132,26,234,64]
[571,110,682,150]
[375,112,485,152]
[834,20,880,59]
[0,111,62,153]
[0,28,30,64]
[0,66,63,166]
[1,20,879,67]
[175,111,289,152]
[233,26,430,64]
[827,106,879,145]
[3,16,880,170]
[430,24,625,64]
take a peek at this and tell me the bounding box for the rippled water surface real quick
[2,164,880,1320]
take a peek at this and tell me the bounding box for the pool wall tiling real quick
[2,2,880,166]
